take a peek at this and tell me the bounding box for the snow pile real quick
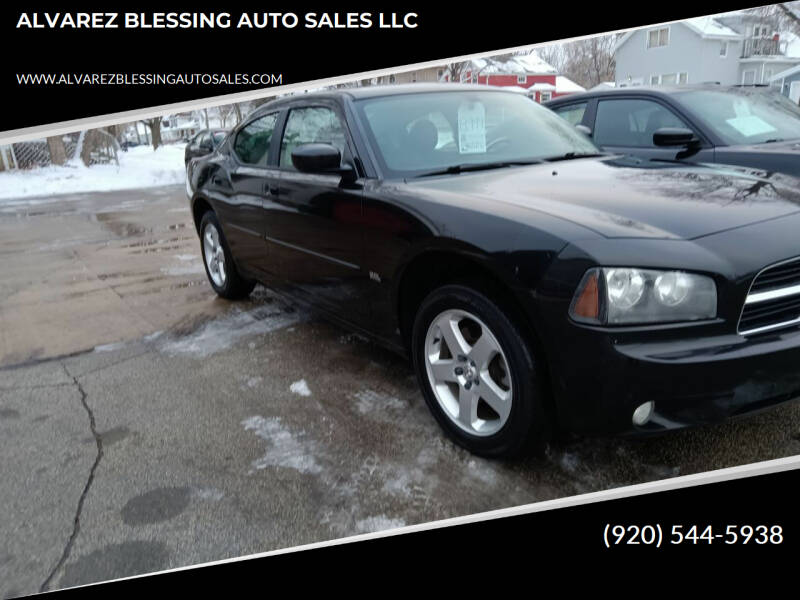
[0,143,186,201]
[290,379,312,397]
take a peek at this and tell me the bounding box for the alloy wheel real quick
[203,222,227,287]
[423,309,513,436]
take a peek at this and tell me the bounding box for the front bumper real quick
[550,322,800,435]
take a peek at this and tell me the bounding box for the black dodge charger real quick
[187,83,800,457]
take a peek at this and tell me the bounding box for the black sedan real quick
[184,128,229,165]
[545,85,800,177]
[188,83,800,457]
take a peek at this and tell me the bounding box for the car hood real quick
[405,157,800,240]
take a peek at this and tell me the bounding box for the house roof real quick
[555,75,585,93]
[470,52,556,75]
[526,82,557,92]
[683,16,740,38]
[770,62,800,82]
[615,15,740,50]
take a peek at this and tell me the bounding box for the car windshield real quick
[354,90,599,178]
[675,88,800,146]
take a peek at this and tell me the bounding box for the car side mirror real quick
[292,143,356,184]
[575,124,592,137]
[653,127,699,147]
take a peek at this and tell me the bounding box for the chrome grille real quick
[739,257,800,335]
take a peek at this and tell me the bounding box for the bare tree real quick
[536,44,568,75]
[46,136,67,165]
[140,118,163,150]
[442,61,470,82]
[539,35,617,89]
[749,3,800,35]
[215,104,237,128]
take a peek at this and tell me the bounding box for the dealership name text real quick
[16,12,418,29]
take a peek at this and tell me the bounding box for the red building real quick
[447,54,585,103]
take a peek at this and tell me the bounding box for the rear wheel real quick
[411,284,548,457]
[199,211,255,299]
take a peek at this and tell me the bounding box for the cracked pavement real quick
[3,185,800,597]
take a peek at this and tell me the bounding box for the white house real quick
[770,63,800,103]
[615,12,800,88]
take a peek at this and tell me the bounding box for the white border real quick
[60,454,800,591]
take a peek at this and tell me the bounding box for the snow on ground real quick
[354,515,406,534]
[241,415,322,474]
[0,143,186,202]
[290,379,312,397]
[158,305,304,358]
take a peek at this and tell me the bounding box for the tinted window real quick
[675,89,800,145]
[553,102,588,125]
[234,113,278,165]
[212,131,227,145]
[594,99,687,147]
[279,107,347,169]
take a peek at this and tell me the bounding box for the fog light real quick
[632,401,655,426]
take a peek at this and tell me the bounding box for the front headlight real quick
[569,267,717,325]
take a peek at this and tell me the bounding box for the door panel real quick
[216,113,279,278]
[266,104,369,326]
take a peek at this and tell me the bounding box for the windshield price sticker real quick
[725,115,777,138]
[457,101,486,154]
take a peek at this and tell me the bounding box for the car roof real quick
[250,83,523,115]
[544,84,771,105]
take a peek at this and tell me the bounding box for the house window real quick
[720,42,728,57]
[540,91,552,102]
[650,72,688,85]
[752,24,769,38]
[517,75,527,84]
[647,27,669,48]
[389,74,396,84]
[661,73,678,85]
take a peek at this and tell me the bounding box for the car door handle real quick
[264,184,279,196]
[212,176,223,185]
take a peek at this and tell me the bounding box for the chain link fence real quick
[0,130,119,172]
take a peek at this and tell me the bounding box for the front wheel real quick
[199,211,255,299]
[411,284,548,457]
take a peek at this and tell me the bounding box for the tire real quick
[199,211,256,300]
[411,284,548,457]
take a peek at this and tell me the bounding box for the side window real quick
[593,99,688,147]
[553,102,588,126]
[279,107,347,169]
[233,113,278,165]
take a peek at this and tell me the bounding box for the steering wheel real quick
[487,136,512,153]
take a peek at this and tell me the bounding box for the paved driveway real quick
[2,185,800,596]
